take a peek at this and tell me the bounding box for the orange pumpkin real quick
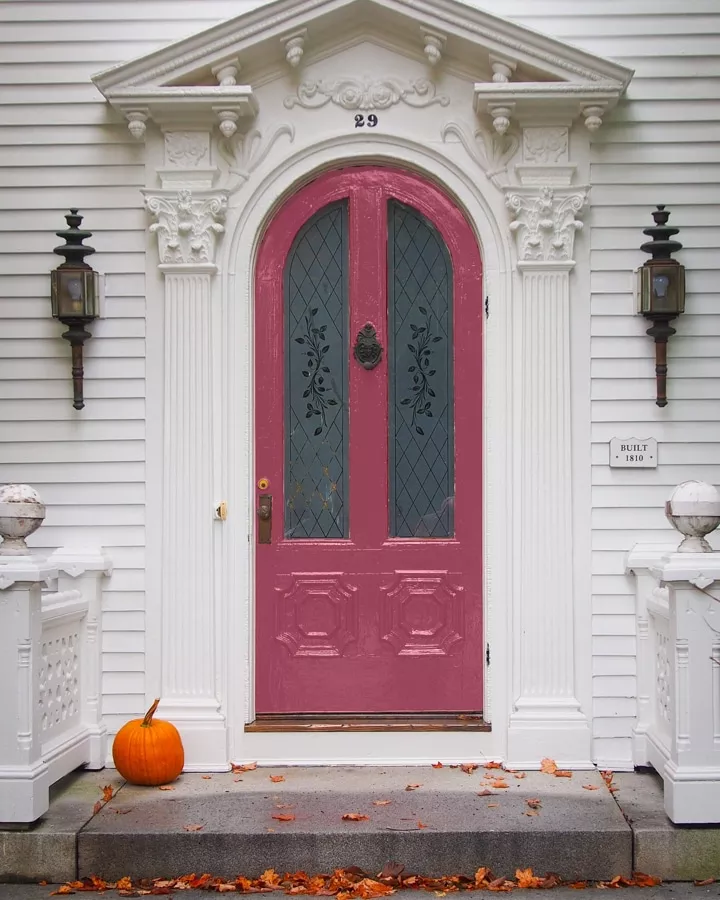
[112,698,184,786]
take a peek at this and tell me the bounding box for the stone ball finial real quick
[0,484,46,556]
[665,480,720,553]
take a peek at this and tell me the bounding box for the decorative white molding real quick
[488,103,514,136]
[211,57,240,86]
[523,127,568,164]
[217,124,295,190]
[441,120,519,188]
[165,132,210,168]
[126,109,149,140]
[281,29,307,68]
[144,189,228,268]
[475,82,626,129]
[505,186,588,264]
[422,29,446,66]
[582,104,606,131]
[489,54,517,83]
[284,77,450,110]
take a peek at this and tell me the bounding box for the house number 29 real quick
[355,114,378,128]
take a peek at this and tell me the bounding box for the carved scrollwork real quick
[522,127,568,164]
[441,120,519,189]
[505,185,588,262]
[284,77,449,111]
[144,189,228,266]
[216,124,295,191]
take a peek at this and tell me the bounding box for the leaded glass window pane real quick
[388,200,454,538]
[284,202,349,539]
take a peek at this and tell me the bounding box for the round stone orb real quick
[665,480,720,553]
[0,484,46,556]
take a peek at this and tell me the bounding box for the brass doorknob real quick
[258,503,271,521]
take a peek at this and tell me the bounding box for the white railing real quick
[0,547,111,824]
[628,542,720,824]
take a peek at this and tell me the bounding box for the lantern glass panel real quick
[51,269,99,319]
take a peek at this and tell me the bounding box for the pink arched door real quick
[254,167,483,715]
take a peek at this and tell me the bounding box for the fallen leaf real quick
[487,803,499,808]
[233,762,257,773]
[183,824,203,832]
[582,784,600,791]
[101,785,114,803]
[527,798,542,809]
[201,775,212,780]
[475,868,491,887]
[484,761,503,769]
[477,790,495,796]
[269,775,285,783]
[434,892,446,897]
[342,813,369,821]
[514,772,527,779]
[217,885,237,892]
[271,814,295,822]
[694,878,715,886]
[460,763,479,774]
[600,770,614,785]
[92,801,102,816]
[568,882,588,889]
[490,779,510,789]
[417,821,428,829]
[540,757,558,774]
[372,800,392,806]
[117,878,133,891]
[158,785,175,791]
[50,888,75,896]
[516,868,543,888]
[405,783,422,791]
[260,870,282,888]
[555,770,572,778]
[487,877,512,892]
[632,873,661,887]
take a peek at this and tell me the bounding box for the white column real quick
[504,185,593,767]
[0,557,57,823]
[144,186,229,769]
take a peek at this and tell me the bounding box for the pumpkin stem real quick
[142,698,161,727]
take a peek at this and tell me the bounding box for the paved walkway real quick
[2,767,720,884]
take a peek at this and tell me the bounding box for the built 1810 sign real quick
[609,437,658,468]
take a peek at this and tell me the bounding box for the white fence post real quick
[0,556,58,823]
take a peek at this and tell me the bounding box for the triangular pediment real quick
[93,0,632,136]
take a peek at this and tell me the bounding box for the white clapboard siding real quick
[2,0,719,763]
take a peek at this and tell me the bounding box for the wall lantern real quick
[637,205,685,408]
[50,209,99,410]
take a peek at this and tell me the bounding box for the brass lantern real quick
[50,209,99,410]
[637,205,685,407]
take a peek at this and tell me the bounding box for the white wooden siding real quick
[1,0,719,761]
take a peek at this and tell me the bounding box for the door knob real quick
[257,493,272,543]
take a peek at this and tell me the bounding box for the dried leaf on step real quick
[582,784,600,791]
[694,879,715,886]
[490,779,509,789]
[271,814,295,822]
[632,873,662,887]
[182,824,203,832]
[460,763,479,774]
[233,762,257,773]
[599,770,614,785]
[487,803,499,808]
[92,801,102,816]
[540,757,558,774]
[515,868,543,888]
[405,783,422,791]
[568,882,588,889]
[158,785,175,791]
[116,878,133,891]
[417,821,428,829]
[514,772,527,779]
[50,887,75,895]
[484,761,503,769]
[342,813,369,821]
[477,790,495,796]
[201,775,212,780]
[555,770,572,778]
[269,775,285,783]
[526,798,542,809]
[101,785,114,802]
[432,761,444,768]
[373,800,392,806]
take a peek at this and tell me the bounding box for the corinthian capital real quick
[143,189,229,270]
[505,186,589,265]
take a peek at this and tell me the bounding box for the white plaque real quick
[609,437,658,468]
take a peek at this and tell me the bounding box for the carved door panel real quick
[254,167,483,714]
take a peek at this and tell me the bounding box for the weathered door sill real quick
[245,714,490,732]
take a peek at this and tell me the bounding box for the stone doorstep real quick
[1,767,717,884]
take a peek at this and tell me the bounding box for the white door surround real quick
[92,0,632,770]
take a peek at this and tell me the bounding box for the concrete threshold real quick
[1,765,718,884]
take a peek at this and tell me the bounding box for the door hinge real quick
[486,643,490,666]
[485,295,489,320]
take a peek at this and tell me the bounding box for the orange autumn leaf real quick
[487,877,513,892]
[116,878,133,891]
[183,824,203,832]
[92,801,102,816]
[417,821,428,829]
[582,784,600,791]
[478,789,494,796]
[269,775,285,783]
[272,814,296,822]
[342,813,369,821]
[487,803,499,808]
[101,785,114,803]
[515,868,543,888]
[233,762,258,773]
[600,769,614,785]
[568,882,588,890]
[475,868,491,887]
[555,770,572,778]
[432,762,444,768]
[217,885,237,892]
[373,800,392,806]
[540,757,558,774]
[527,798,542,809]
[260,870,282,888]
[490,779,509,789]
[405,783,422,791]
[514,772,527,779]
[632,873,661,887]
[50,887,75,895]
[695,879,715,886]
[460,763,479,774]
[158,785,175,791]
[201,775,212,780]
[484,761,503,769]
